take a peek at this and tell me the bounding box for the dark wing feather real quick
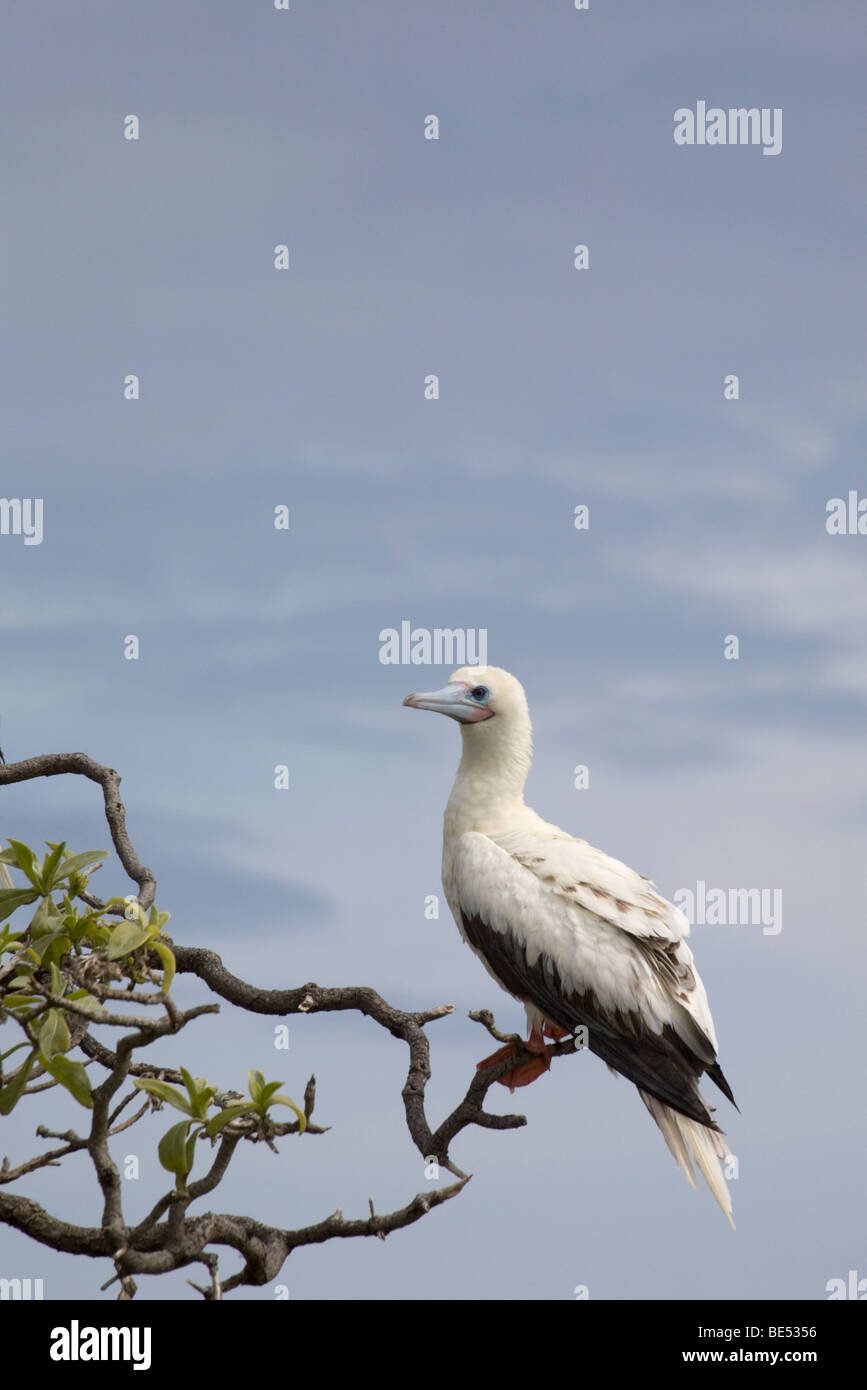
[460,908,729,1128]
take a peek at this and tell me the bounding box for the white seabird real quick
[404,665,737,1226]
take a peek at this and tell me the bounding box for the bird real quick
[403,665,737,1226]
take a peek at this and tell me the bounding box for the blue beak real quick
[403,682,474,721]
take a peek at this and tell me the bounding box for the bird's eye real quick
[470,685,489,701]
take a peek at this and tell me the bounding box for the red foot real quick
[476,1042,550,1090]
[476,1024,570,1092]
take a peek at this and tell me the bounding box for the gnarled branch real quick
[0,749,579,1297]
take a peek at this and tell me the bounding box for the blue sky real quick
[1,0,865,1300]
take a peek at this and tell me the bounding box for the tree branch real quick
[0,752,155,908]
[0,748,578,1297]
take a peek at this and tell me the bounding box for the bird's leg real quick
[476,1023,570,1091]
[542,1023,570,1042]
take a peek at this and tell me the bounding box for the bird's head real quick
[404,666,533,795]
[402,666,529,728]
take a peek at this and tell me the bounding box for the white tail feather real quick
[640,1090,735,1228]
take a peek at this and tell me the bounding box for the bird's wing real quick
[497,822,690,942]
[450,829,733,1124]
[491,821,721,1053]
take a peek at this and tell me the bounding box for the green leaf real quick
[132,1078,193,1116]
[49,961,64,997]
[65,990,108,1018]
[267,1095,307,1132]
[29,894,62,937]
[67,915,109,947]
[0,1040,32,1064]
[7,840,42,891]
[0,888,39,924]
[256,1080,285,1110]
[5,969,35,988]
[158,1120,198,1187]
[27,930,72,966]
[185,1131,198,1177]
[203,1103,256,1138]
[0,1049,37,1114]
[106,919,154,960]
[40,842,66,891]
[52,849,109,886]
[44,1054,93,1108]
[244,1074,307,1130]
[38,1008,71,1062]
[179,1069,217,1121]
[152,941,175,995]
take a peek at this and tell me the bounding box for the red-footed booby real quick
[403,666,737,1226]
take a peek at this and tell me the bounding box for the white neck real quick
[444,713,533,838]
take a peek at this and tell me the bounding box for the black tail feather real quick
[706,1061,738,1110]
